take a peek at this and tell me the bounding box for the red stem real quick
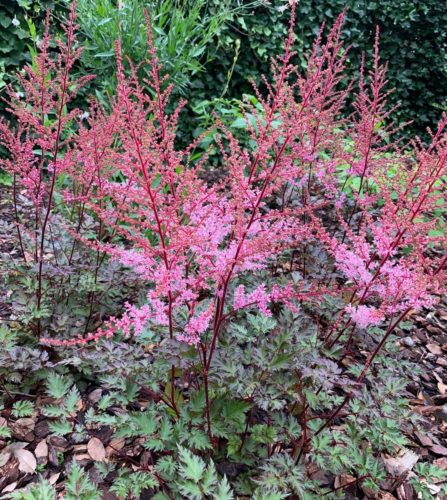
[36,10,75,334]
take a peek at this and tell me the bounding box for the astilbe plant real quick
[3,1,447,477]
[0,4,89,289]
[44,4,447,427]
[0,4,135,339]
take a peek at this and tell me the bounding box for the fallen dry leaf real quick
[47,436,68,451]
[379,493,397,500]
[106,436,125,457]
[1,481,18,494]
[383,449,419,476]
[87,437,106,462]
[0,451,11,468]
[14,448,36,474]
[334,474,356,489]
[396,482,415,500]
[0,442,28,467]
[0,457,19,491]
[73,444,88,454]
[430,444,447,456]
[434,457,447,470]
[74,453,91,463]
[427,343,443,356]
[49,472,60,485]
[412,404,440,415]
[88,389,102,404]
[414,431,433,447]
[426,483,441,495]
[5,442,28,452]
[34,440,48,459]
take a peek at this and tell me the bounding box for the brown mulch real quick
[0,186,18,319]
[0,185,446,498]
[396,302,447,461]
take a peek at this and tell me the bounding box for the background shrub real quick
[0,0,65,92]
[202,0,447,138]
[1,0,447,140]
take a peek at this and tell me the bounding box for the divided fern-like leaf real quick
[177,445,206,482]
[6,477,56,500]
[213,476,234,500]
[46,373,72,399]
[11,400,34,418]
[48,419,73,436]
[65,462,102,500]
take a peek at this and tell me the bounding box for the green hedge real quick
[199,0,447,137]
[0,1,64,90]
[1,0,447,138]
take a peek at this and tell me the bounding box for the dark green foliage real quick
[411,463,447,499]
[64,462,103,500]
[4,300,429,498]
[1,294,444,497]
[2,210,139,340]
[0,1,42,90]
[11,399,35,418]
[203,0,447,137]
[6,478,57,500]
[1,0,446,139]
[0,1,66,112]
[109,470,158,498]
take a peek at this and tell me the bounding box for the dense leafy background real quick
[1,0,447,139]
[0,1,64,92]
[201,0,447,137]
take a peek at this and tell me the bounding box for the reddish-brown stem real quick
[315,307,410,439]
[323,473,371,496]
[324,150,447,348]
[12,174,26,262]
[200,344,213,440]
[246,3,296,186]
[36,9,75,334]
[118,71,174,339]
[206,14,329,372]
[206,135,292,372]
